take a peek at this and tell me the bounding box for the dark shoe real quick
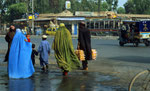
[41,67,45,71]
[46,65,49,70]
[85,67,88,71]
[82,67,88,71]
[3,59,7,62]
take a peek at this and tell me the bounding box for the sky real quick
[78,0,127,8]
[118,0,127,7]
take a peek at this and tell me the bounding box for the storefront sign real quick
[65,1,71,9]
[75,11,94,16]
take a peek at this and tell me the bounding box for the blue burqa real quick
[8,29,35,78]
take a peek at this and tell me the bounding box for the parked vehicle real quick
[119,20,150,47]
[85,19,120,36]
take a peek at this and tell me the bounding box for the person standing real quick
[8,29,35,78]
[52,23,80,76]
[78,22,92,70]
[4,25,16,62]
[38,35,50,71]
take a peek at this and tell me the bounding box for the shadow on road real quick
[96,43,118,47]
[109,56,150,63]
[96,43,150,48]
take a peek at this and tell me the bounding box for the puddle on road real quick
[0,69,128,91]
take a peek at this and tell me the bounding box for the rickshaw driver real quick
[120,23,129,42]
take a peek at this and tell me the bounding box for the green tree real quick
[57,0,66,13]
[124,0,150,14]
[0,0,27,23]
[34,0,48,13]
[7,3,27,22]
[86,1,98,11]
[133,0,150,14]
[70,0,81,13]
[100,1,109,11]
[79,0,99,11]
[106,0,113,11]
[117,7,125,14]
[0,0,5,15]
[124,0,135,14]
[0,0,11,23]
[81,0,90,11]
[113,0,118,11]
[106,0,118,11]
[48,0,65,13]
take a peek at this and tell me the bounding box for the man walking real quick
[4,25,16,62]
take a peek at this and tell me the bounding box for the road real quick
[0,36,150,91]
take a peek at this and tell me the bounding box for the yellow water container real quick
[92,49,97,60]
[75,50,85,61]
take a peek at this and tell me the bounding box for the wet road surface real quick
[0,36,150,91]
[0,67,127,91]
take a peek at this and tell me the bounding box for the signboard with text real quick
[65,1,71,9]
[75,11,94,16]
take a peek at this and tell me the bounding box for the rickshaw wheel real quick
[135,42,139,47]
[144,42,149,46]
[119,41,124,46]
[134,39,139,47]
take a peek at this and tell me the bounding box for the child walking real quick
[38,35,50,71]
[31,44,38,66]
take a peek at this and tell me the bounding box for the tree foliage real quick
[106,0,118,11]
[124,0,136,14]
[100,1,109,11]
[0,0,119,23]
[34,0,111,13]
[70,0,81,13]
[0,0,26,23]
[124,0,150,14]
[7,3,27,22]
[2,0,150,23]
[117,7,125,14]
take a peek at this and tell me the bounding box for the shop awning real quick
[14,18,53,22]
[57,17,85,21]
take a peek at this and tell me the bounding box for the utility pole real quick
[32,0,34,34]
[98,0,101,16]
[26,0,29,31]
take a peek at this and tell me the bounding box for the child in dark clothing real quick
[31,44,38,66]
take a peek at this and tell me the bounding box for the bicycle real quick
[128,69,150,91]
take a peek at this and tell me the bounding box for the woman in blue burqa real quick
[8,29,35,78]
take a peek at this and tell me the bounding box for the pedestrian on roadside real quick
[38,35,50,71]
[31,44,38,66]
[78,22,92,70]
[4,25,16,62]
[52,23,80,76]
[8,29,35,78]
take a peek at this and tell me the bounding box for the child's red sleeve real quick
[27,39,31,42]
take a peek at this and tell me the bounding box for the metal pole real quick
[98,0,101,16]
[26,0,29,33]
[32,0,34,34]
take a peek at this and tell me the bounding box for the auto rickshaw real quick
[119,20,150,47]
